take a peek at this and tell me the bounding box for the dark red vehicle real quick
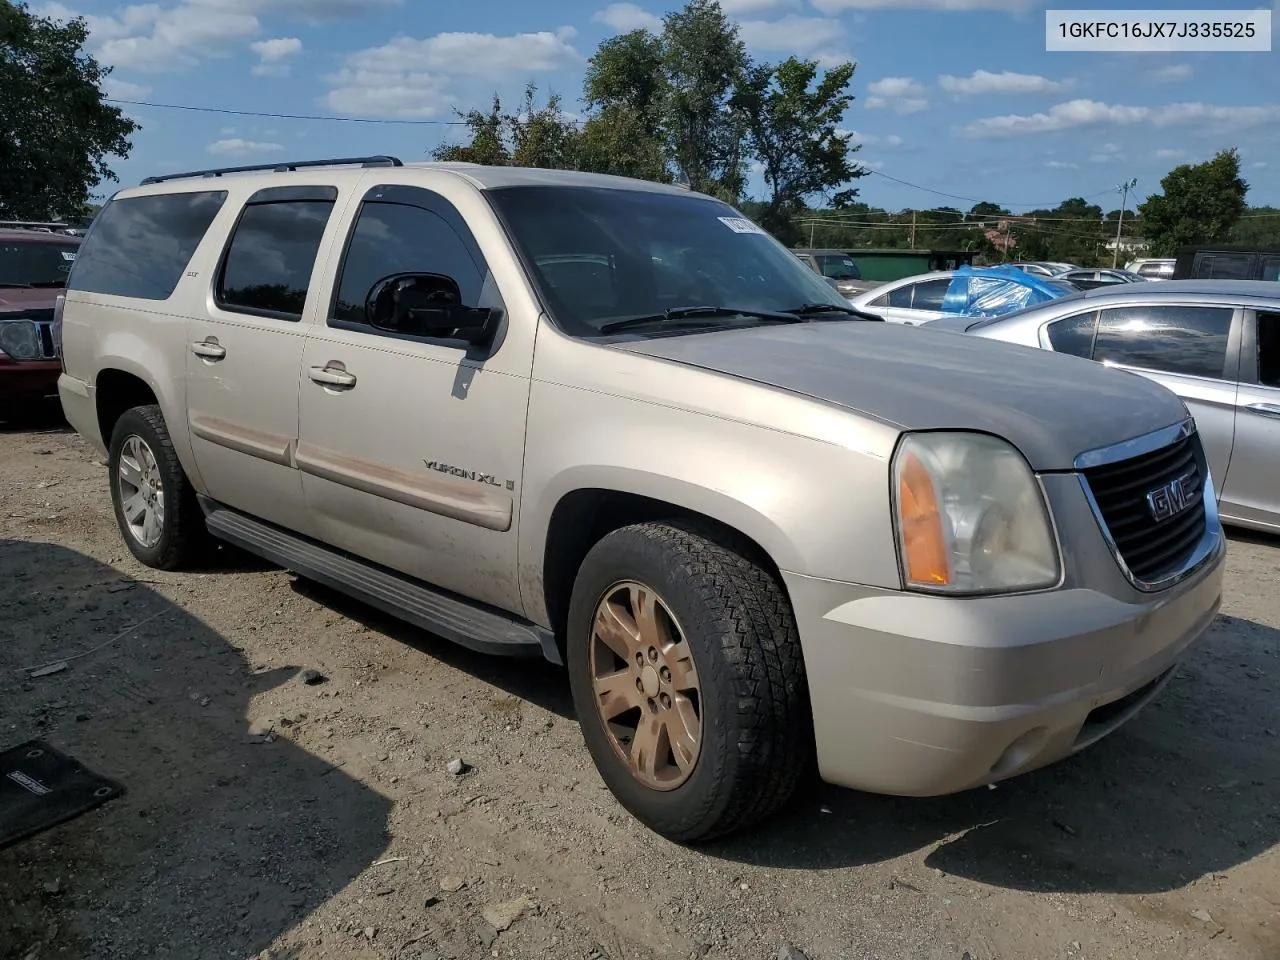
[0,227,81,409]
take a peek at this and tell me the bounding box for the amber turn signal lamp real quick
[897,449,951,586]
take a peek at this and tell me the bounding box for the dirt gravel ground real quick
[1,411,1277,960]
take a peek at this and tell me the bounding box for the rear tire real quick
[566,521,812,842]
[108,405,208,570]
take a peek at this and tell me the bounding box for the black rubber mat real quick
[0,740,124,849]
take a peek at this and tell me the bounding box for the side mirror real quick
[365,272,499,344]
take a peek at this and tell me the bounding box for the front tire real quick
[108,405,208,570]
[566,521,812,842]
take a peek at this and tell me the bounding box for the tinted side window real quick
[1262,258,1280,282]
[67,191,227,300]
[1195,254,1253,280]
[887,284,913,308]
[870,291,890,308]
[1258,312,1280,388]
[217,200,334,319]
[1045,311,1096,357]
[910,279,951,311]
[1092,304,1233,379]
[333,201,486,326]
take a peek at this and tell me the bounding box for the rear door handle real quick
[190,339,226,361]
[308,364,357,389]
[1244,402,1280,420]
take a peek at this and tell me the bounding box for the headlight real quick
[893,431,1060,594]
[0,320,41,361]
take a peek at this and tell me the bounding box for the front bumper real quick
[0,358,61,402]
[784,512,1225,797]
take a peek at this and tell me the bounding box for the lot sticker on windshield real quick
[61,251,77,261]
[718,217,765,235]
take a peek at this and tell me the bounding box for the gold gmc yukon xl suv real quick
[56,156,1225,842]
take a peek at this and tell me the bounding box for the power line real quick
[864,168,1116,210]
[105,98,468,125]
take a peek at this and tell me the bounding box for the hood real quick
[0,287,61,313]
[612,322,1189,471]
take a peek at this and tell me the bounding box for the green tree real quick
[1228,206,1280,247]
[732,56,865,245]
[1,2,138,220]
[1138,148,1249,254]
[575,105,670,182]
[582,0,748,196]
[432,85,580,170]
[659,0,749,198]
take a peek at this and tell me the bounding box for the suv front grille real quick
[1081,432,1206,584]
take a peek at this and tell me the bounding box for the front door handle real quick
[1245,401,1280,420]
[308,364,357,389]
[190,339,226,361]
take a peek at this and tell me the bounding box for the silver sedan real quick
[924,279,1280,533]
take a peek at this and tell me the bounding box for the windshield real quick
[487,186,850,337]
[0,239,79,288]
[817,254,861,280]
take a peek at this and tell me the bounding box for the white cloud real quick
[1089,142,1124,163]
[939,69,1069,96]
[325,28,580,118]
[207,138,283,156]
[591,3,662,32]
[737,15,844,53]
[1154,148,1185,160]
[251,36,303,61]
[719,0,802,12]
[812,0,1028,11]
[961,99,1280,138]
[103,77,152,100]
[250,35,301,76]
[1253,161,1269,169]
[1045,160,1078,169]
[1150,63,1192,82]
[37,0,398,72]
[839,129,903,148]
[867,76,926,98]
[866,77,929,114]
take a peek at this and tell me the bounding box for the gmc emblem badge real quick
[1146,472,1198,522]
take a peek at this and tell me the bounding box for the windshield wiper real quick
[599,305,803,335]
[0,282,35,289]
[783,302,884,321]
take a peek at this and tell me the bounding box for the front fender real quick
[518,376,904,627]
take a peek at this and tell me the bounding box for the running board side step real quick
[200,500,561,665]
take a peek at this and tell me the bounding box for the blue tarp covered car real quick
[938,265,1078,318]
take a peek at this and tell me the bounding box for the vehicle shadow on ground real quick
[278,560,1276,897]
[0,398,70,433]
[707,612,1280,895]
[0,540,391,960]
[287,578,576,720]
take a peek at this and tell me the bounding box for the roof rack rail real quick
[140,155,403,185]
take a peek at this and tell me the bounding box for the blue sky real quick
[37,0,1280,211]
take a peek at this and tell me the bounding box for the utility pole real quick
[909,210,917,250]
[809,218,816,248]
[1112,177,1137,268]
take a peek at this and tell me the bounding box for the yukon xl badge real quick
[1146,472,1197,522]
[424,460,515,491]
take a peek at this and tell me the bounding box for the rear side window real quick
[1092,304,1233,379]
[910,279,951,311]
[885,284,913,309]
[1045,310,1096,358]
[216,197,335,320]
[68,191,227,300]
[1263,258,1279,282]
[1194,254,1253,280]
